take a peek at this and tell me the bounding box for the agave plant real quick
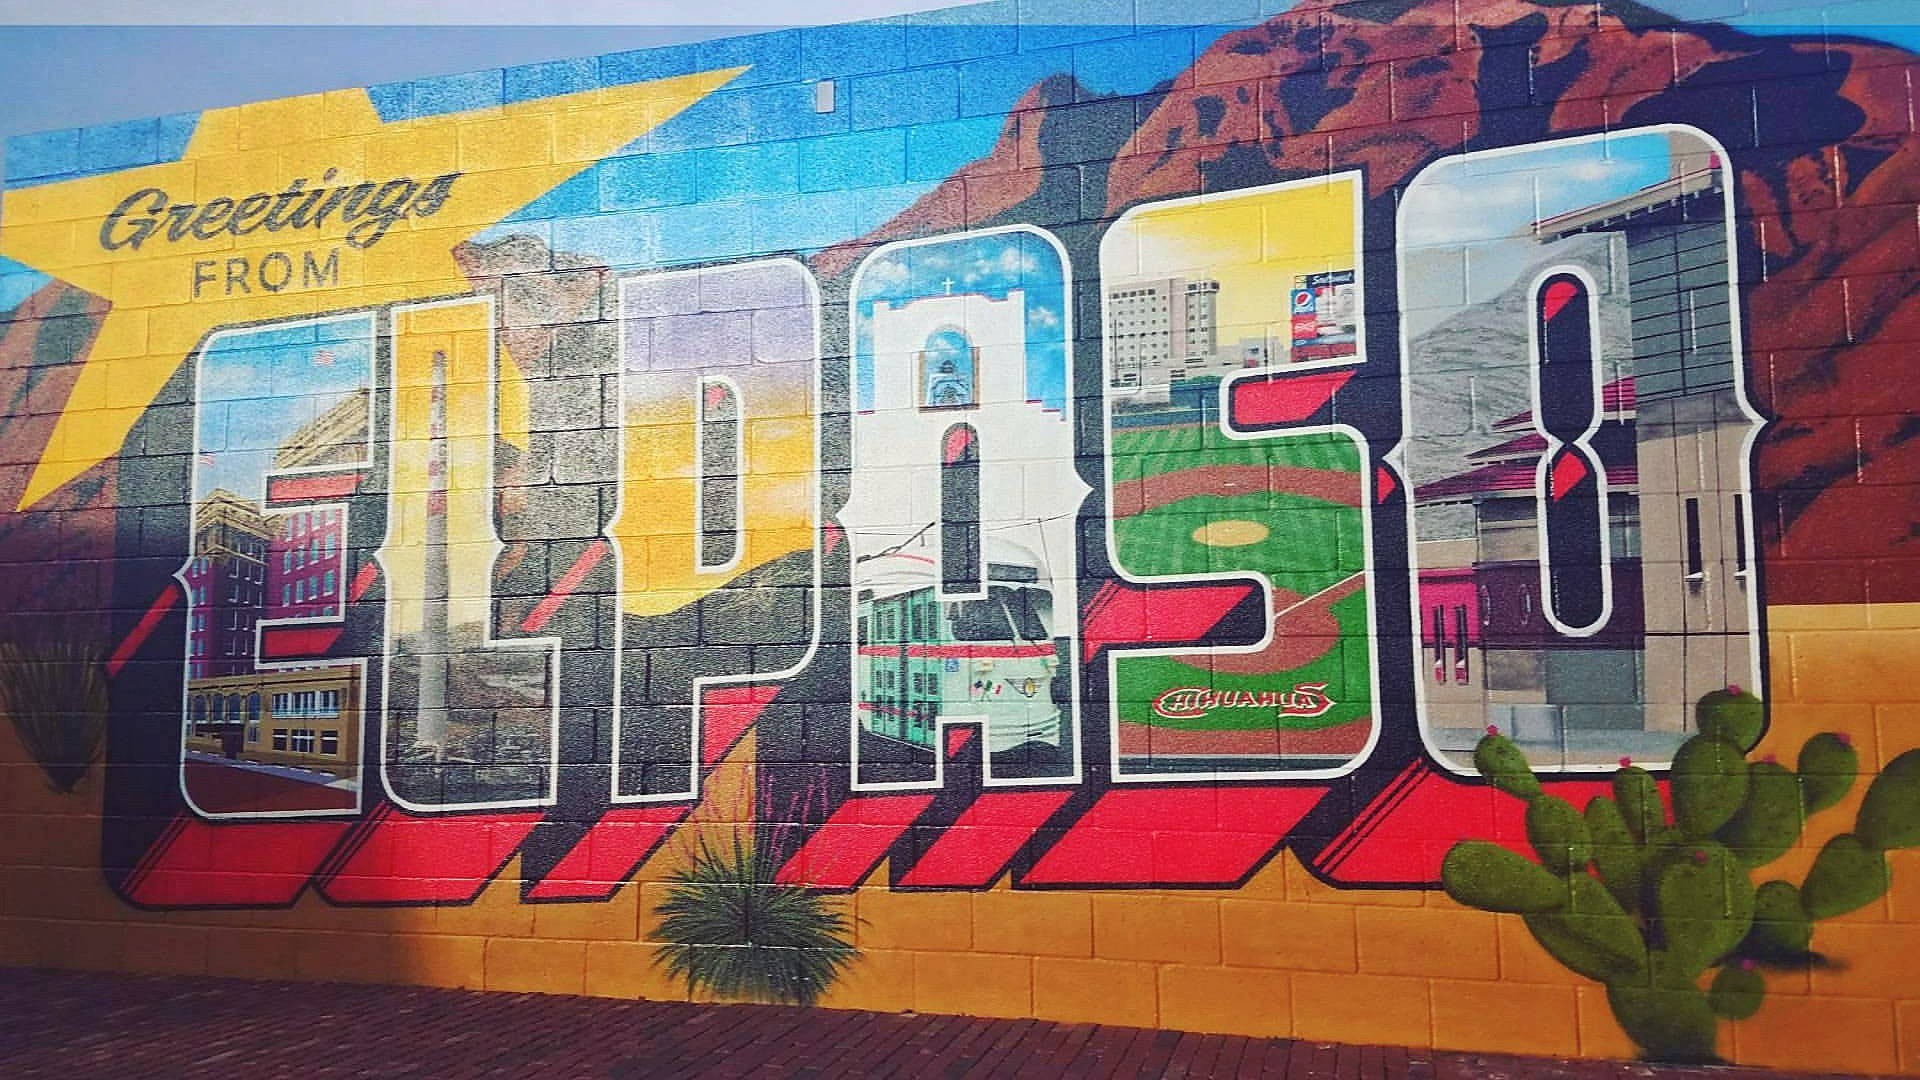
[0,638,110,794]
[651,829,857,1006]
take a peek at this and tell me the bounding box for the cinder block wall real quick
[4,0,1920,1072]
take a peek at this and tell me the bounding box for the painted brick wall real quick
[4,0,1920,1071]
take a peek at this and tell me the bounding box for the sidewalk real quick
[0,967,1887,1079]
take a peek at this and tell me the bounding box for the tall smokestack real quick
[414,348,451,753]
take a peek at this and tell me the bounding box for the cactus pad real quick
[1708,963,1766,1020]
[1717,760,1803,867]
[1586,796,1647,912]
[1653,841,1755,976]
[1742,880,1814,961]
[1857,749,1920,851]
[1613,765,1665,840]
[1696,686,1765,751]
[1671,736,1750,839]
[1474,733,1542,800]
[1606,978,1721,1064]
[1522,874,1648,983]
[1797,732,1859,815]
[1440,840,1568,914]
[1801,833,1890,918]
[1527,794,1591,874]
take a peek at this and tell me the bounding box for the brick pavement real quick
[0,968,1889,1079]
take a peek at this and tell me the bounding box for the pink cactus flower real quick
[1618,757,1633,768]
[1486,725,1500,736]
[1728,684,1742,695]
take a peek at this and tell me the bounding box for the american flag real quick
[312,348,336,367]
[197,452,215,467]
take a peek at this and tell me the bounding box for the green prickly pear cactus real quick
[1799,733,1859,814]
[1697,686,1765,751]
[1799,833,1888,919]
[1670,736,1749,838]
[1709,961,1767,1020]
[1652,840,1754,978]
[1440,687,1920,1064]
[1525,793,1590,874]
[1474,733,1542,800]
[1439,840,1567,913]
[1613,765,1663,840]
[1718,760,1801,866]
[1607,957,1720,1065]
[1522,874,1647,983]
[1744,880,1813,961]
[1857,750,1920,850]
[1584,796,1647,912]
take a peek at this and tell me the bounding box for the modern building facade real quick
[184,489,271,680]
[1105,276,1269,403]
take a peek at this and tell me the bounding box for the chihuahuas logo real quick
[1149,683,1335,721]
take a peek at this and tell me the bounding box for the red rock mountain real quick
[826,0,1920,605]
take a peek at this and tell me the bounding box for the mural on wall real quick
[5,0,1920,1056]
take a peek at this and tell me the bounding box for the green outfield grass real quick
[1110,422,1364,480]
[1113,490,1364,595]
[1109,418,1374,734]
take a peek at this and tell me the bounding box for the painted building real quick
[183,489,270,680]
[1105,276,1271,403]
[266,508,344,620]
[181,665,363,783]
[849,264,1083,782]
[3,1,1920,1073]
[1409,133,1754,769]
[263,392,364,620]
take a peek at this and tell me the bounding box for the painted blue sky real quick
[853,230,1068,412]
[470,20,1199,269]
[0,14,1204,315]
[195,315,374,504]
[1397,129,1725,340]
[5,4,1919,320]
[1400,131,1676,249]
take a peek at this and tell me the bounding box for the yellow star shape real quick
[2,66,742,510]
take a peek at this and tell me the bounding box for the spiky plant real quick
[0,638,109,794]
[651,830,857,1006]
